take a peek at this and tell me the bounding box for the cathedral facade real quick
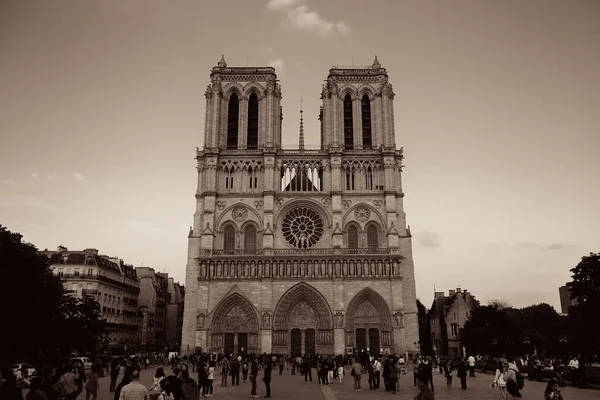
[181,56,419,357]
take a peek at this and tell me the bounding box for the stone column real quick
[353,97,362,149]
[238,96,248,149]
[301,330,306,355]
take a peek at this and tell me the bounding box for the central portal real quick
[291,329,302,356]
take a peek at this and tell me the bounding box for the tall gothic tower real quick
[181,56,419,357]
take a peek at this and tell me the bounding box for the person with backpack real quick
[504,358,523,399]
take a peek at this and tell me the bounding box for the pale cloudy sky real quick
[1,0,599,311]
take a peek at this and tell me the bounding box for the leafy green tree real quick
[0,225,105,365]
[566,252,600,352]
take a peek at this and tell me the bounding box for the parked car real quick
[70,357,93,375]
[9,363,36,377]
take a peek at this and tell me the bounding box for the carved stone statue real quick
[393,311,404,327]
[334,311,344,328]
[197,313,206,329]
[263,312,271,328]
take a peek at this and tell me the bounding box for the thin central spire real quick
[298,96,305,150]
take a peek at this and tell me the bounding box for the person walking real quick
[443,359,454,388]
[84,365,100,400]
[197,363,207,398]
[262,360,272,398]
[249,358,259,398]
[337,363,344,384]
[351,360,363,392]
[414,372,436,400]
[118,369,149,400]
[220,359,230,388]
[491,361,507,399]
[412,354,421,388]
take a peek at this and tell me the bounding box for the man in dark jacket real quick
[163,368,183,400]
[263,361,272,398]
[109,359,120,392]
[303,356,312,382]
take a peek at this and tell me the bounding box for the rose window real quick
[281,207,324,248]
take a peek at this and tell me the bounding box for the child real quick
[338,364,344,384]
[84,365,99,400]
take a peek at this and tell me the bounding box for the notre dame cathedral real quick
[181,55,419,358]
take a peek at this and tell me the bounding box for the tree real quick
[0,225,105,365]
[566,253,600,352]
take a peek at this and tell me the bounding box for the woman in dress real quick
[491,361,507,399]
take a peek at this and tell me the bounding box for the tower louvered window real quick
[224,225,235,252]
[244,225,257,252]
[227,93,239,149]
[367,225,379,249]
[343,94,354,149]
[247,93,259,149]
[361,94,372,149]
[348,226,359,249]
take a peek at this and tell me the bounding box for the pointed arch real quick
[227,93,239,149]
[273,282,333,330]
[361,93,372,149]
[223,224,235,252]
[211,292,260,334]
[244,224,257,251]
[343,94,354,149]
[347,225,359,249]
[247,92,259,149]
[366,224,379,249]
[345,287,392,332]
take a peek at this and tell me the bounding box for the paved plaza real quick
[90,364,597,400]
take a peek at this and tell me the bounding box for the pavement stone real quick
[90,365,596,400]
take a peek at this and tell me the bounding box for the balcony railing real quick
[205,248,394,257]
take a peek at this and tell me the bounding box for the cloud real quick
[48,176,55,181]
[416,231,442,249]
[31,172,39,180]
[544,243,575,251]
[1,179,18,186]
[269,59,285,71]
[283,5,351,36]
[266,0,300,11]
[72,173,86,182]
[493,241,576,251]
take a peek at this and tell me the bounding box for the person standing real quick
[412,354,421,388]
[491,362,507,399]
[180,370,199,400]
[568,355,579,388]
[118,369,149,400]
[220,359,230,388]
[110,360,120,392]
[204,362,215,398]
[414,372,436,400]
[302,356,312,382]
[467,355,476,377]
[249,358,259,398]
[262,361,272,398]
[443,359,454,388]
[373,357,382,390]
[351,359,362,392]
[456,358,467,390]
[337,363,344,384]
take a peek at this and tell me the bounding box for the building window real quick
[348,226,359,249]
[343,94,354,149]
[367,225,379,249]
[451,323,458,337]
[57,269,64,276]
[361,94,372,149]
[227,93,239,149]
[74,269,80,277]
[247,93,259,149]
[224,225,235,252]
[244,225,257,252]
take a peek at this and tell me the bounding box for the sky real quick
[1,0,599,311]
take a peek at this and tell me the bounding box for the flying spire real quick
[217,54,227,68]
[298,96,305,150]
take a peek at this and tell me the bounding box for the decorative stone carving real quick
[346,288,393,331]
[216,201,227,211]
[281,206,324,249]
[272,283,333,330]
[196,312,206,329]
[289,302,317,329]
[321,198,331,207]
[253,200,264,210]
[393,310,404,328]
[262,312,271,328]
[355,205,371,222]
[274,198,284,207]
[212,293,259,333]
[334,311,344,328]
[342,200,352,209]
[373,200,383,209]
[232,206,248,222]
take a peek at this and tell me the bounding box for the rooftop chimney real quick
[449,289,456,296]
[10,232,23,243]
[434,291,445,299]
[84,248,99,256]
[57,245,67,252]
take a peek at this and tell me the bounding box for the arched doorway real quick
[345,288,393,356]
[272,283,334,356]
[210,292,260,355]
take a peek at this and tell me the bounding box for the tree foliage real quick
[566,252,600,351]
[0,225,105,365]
[461,302,566,357]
